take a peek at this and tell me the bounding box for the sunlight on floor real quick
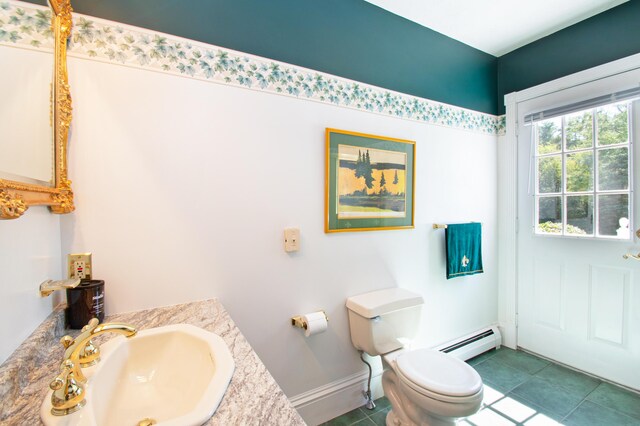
[492,397,537,422]
[461,384,562,426]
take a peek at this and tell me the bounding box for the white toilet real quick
[346,288,483,426]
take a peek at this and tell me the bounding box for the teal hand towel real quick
[445,223,483,279]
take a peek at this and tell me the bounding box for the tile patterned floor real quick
[323,347,640,426]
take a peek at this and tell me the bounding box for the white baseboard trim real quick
[290,370,384,426]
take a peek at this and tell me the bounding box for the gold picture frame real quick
[0,0,74,219]
[325,128,415,233]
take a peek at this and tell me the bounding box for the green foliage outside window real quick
[538,156,561,193]
[537,119,561,154]
[538,221,587,235]
[597,104,628,146]
[565,111,593,150]
[535,102,631,238]
[566,152,593,192]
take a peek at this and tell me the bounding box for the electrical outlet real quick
[284,228,300,252]
[68,253,92,280]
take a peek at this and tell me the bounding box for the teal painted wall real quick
[24,0,498,114]
[26,0,640,116]
[496,1,640,114]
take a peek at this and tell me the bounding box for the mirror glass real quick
[0,43,54,186]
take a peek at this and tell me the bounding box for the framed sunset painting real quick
[325,128,415,233]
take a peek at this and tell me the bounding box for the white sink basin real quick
[41,324,235,426]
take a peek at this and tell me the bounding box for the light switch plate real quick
[284,228,300,252]
[68,253,92,279]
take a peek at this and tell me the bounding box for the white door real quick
[516,69,640,390]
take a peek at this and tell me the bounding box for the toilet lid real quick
[395,349,482,397]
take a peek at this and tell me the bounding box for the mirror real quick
[0,47,53,185]
[0,0,74,219]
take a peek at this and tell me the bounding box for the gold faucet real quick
[49,318,137,416]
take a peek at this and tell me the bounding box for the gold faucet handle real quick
[79,339,100,367]
[49,360,72,390]
[78,318,101,367]
[82,318,100,332]
[49,359,86,416]
[59,318,99,348]
[58,319,102,367]
[60,335,75,349]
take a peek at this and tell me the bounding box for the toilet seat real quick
[394,348,483,399]
[396,367,483,406]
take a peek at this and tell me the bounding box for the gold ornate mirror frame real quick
[0,0,74,220]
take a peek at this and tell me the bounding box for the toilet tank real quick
[346,288,424,356]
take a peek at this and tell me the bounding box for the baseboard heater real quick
[435,326,502,361]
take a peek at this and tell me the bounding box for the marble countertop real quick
[0,299,306,425]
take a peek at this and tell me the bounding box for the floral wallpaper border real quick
[1,1,506,135]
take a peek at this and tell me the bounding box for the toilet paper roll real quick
[303,311,328,337]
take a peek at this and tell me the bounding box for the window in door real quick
[535,101,632,239]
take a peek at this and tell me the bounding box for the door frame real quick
[498,52,640,349]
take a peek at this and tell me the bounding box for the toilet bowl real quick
[382,348,483,426]
[345,288,484,426]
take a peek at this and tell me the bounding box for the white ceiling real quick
[364,0,628,57]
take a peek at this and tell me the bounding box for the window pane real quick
[597,103,628,146]
[565,110,593,150]
[537,118,562,154]
[598,194,629,237]
[565,151,593,192]
[538,155,561,193]
[598,147,629,190]
[537,196,562,234]
[566,195,593,235]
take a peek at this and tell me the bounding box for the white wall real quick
[60,55,498,401]
[0,207,62,363]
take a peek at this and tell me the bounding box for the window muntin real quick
[534,101,632,239]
